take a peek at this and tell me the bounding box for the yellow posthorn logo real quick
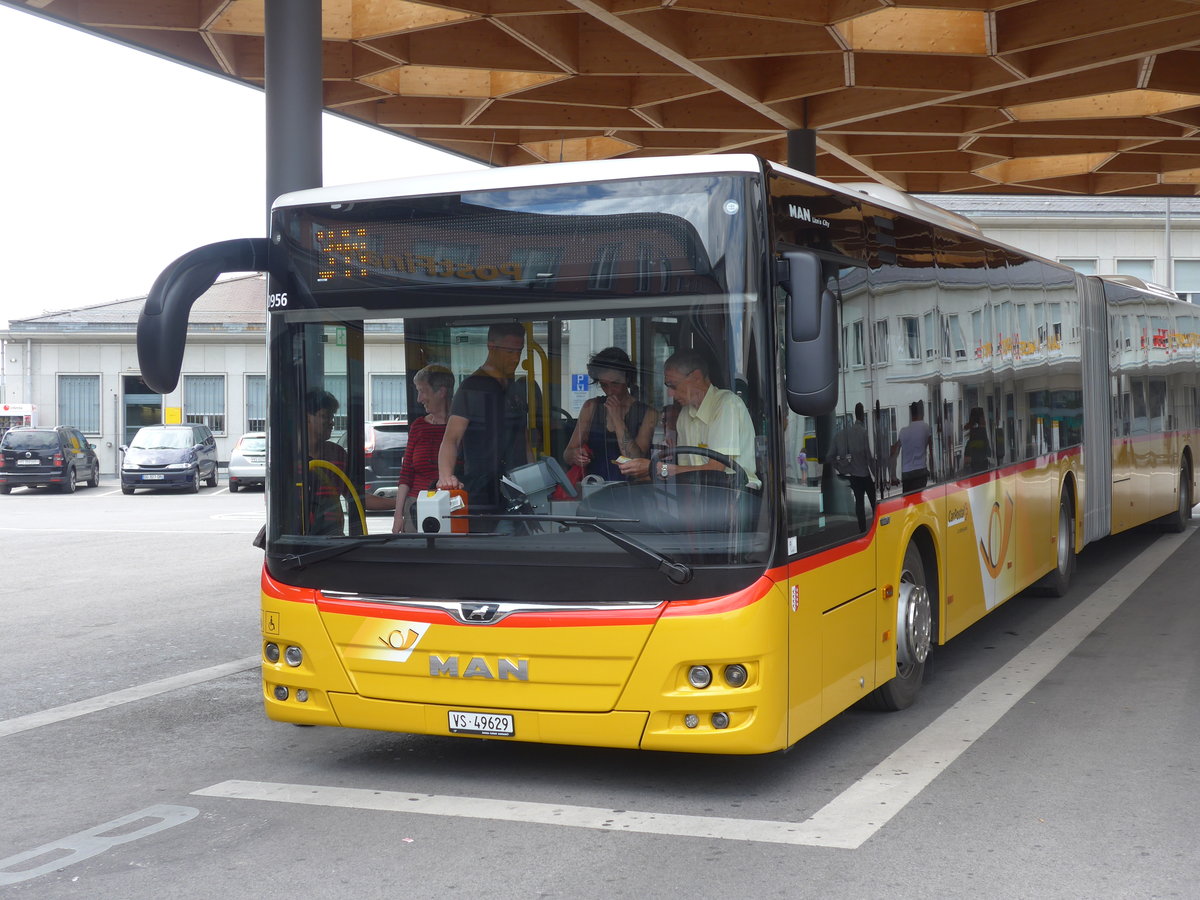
[380,628,419,651]
[980,493,1015,579]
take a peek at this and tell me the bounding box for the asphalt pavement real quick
[1,478,1196,898]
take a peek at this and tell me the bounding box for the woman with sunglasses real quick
[564,347,658,481]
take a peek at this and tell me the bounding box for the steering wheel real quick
[308,459,368,535]
[651,445,752,490]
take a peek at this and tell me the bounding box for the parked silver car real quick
[228,431,266,492]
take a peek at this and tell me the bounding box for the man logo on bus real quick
[980,493,1015,579]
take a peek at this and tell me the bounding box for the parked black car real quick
[0,425,100,494]
[120,424,219,494]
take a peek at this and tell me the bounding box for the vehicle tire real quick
[188,469,200,494]
[206,465,218,488]
[61,467,77,493]
[229,479,239,493]
[0,485,10,495]
[1161,461,1192,534]
[122,485,135,495]
[864,540,932,711]
[87,464,99,488]
[1038,492,1076,597]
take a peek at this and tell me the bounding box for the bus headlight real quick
[264,642,280,663]
[723,664,748,688]
[273,685,289,701]
[711,712,730,729]
[284,646,303,667]
[687,665,712,689]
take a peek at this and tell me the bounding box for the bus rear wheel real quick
[1038,493,1075,597]
[1162,461,1192,534]
[866,541,931,711]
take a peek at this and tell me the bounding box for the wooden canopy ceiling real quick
[14,0,1200,194]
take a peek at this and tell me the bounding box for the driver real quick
[618,350,760,489]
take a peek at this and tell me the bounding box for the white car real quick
[228,432,266,492]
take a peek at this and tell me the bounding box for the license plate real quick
[448,710,514,737]
[16,459,38,466]
[142,473,165,480]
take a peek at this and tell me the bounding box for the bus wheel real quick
[867,542,931,711]
[1039,493,1076,597]
[1162,462,1192,534]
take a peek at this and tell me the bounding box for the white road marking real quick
[0,657,259,739]
[0,805,198,885]
[190,525,1193,849]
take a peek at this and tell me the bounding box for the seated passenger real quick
[619,350,761,489]
[563,347,658,481]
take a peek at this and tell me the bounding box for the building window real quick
[371,374,407,420]
[1059,258,1097,275]
[184,375,225,434]
[873,320,889,365]
[246,375,266,432]
[59,374,100,434]
[1116,258,1155,283]
[1174,259,1200,303]
[902,316,920,360]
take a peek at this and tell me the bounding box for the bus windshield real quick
[265,171,774,602]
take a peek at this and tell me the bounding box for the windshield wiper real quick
[270,514,692,584]
[271,533,420,569]
[479,512,693,585]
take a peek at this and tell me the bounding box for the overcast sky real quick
[0,5,484,329]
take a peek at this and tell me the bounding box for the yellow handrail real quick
[308,458,367,534]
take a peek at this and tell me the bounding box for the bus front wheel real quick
[866,541,931,711]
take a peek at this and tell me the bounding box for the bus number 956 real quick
[268,292,288,309]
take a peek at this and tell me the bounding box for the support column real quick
[264,0,323,221]
[787,129,817,176]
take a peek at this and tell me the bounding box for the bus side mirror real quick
[138,237,270,394]
[778,250,839,416]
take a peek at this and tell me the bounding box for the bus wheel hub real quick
[896,582,931,667]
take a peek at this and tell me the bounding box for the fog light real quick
[687,665,712,689]
[273,685,289,701]
[711,712,730,729]
[723,664,748,688]
[284,646,303,667]
[264,642,280,663]
[684,714,699,729]
[296,689,309,703]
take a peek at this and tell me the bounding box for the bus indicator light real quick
[711,712,730,729]
[684,715,699,729]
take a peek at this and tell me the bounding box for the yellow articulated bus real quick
[139,155,1198,754]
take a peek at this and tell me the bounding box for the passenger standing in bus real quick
[619,350,760,489]
[563,347,658,481]
[962,406,991,474]
[892,400,934,493]
[831,402,876,531]
[392,364,454,533]
[437,324,532,521]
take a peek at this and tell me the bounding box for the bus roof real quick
[272,154,768,210]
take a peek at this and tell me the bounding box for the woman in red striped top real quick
[392,364,455,533]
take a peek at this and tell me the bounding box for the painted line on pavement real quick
[191,524,1194,849]
[0,657,259,739]
[0,805,198,886]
